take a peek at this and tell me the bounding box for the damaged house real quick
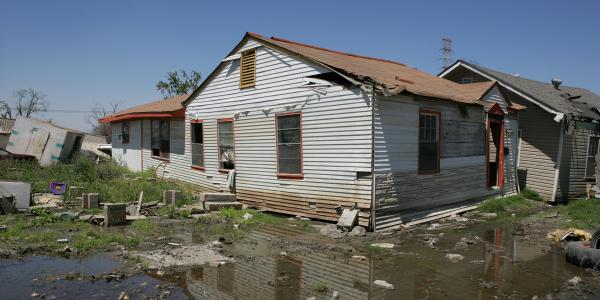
[440,61,600,202]
[105,33,524,231]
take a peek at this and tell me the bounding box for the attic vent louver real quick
[240,49,256,89]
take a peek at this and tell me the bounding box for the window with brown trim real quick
[276,113,302,177]
[418,111,440,173]
[191,120,204,168]
[121,122,130,144]
[151,120,170,160]
[218,119,235,170]
[240,49,256,89]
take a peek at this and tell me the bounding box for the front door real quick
[487,118,505,188]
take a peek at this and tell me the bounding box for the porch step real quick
[200,192,236,203]
[204,201,243,212]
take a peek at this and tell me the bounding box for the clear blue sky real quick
[1,0,599,131]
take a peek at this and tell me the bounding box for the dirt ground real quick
[2,204,600,299]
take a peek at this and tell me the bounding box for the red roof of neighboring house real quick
[99,94,188,123]
[0,119,15,134]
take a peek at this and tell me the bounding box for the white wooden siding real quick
[179,38,374,225]
[111,120,142,172]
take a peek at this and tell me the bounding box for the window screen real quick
[418,112,440,173]
[276,113,302,175]
[218,120,235,170]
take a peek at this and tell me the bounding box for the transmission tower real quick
[441,37,453,69]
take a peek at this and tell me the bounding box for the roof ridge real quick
[268,36,407,67]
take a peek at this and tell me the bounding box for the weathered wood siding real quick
[515,100,561,201]
[111,120,142,172]
[481,86,519,195]
[373,95,495,230]
[557,127,599,200]
[183,38,373,225]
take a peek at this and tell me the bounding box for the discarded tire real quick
[591,228,600,249]
[565,241,600,270]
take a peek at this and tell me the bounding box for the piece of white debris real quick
[209,261,226,267]
[331,290,340,298]
[280,251,287,256]
[568,276,582,286]
[167,242,180,247]
[373,280,395,289]
[156,270,164,276]
[242,213,253,220]
[445,253,464,262]
[371,243,394,249]
[211,241,222,246]
[352,255,367,261]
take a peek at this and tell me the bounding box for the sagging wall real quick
[6,117,70,166]
[111,120,143,172]
[183,38,373,225]
[557,126,599,200]
[373,95,494,230]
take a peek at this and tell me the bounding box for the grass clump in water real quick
[311,281,329,293]
[479,194,533,214]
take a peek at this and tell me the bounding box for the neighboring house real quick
[98,94,187,172]
[180,32,522,230]
[0,118,15,149]
[440,60,600,202]
[6,116,86,166]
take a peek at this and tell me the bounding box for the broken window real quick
[276,113,302,177]
[121,122,129,144]
[585,135,600,178]
[418,111,440,174]
[218,119,234,170]
[191,120,204,168]
[239,49,256,89]
[151,120,170,159]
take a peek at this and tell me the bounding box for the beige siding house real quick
[440,60,600,202]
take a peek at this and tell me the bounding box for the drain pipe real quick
[369,83,377,232]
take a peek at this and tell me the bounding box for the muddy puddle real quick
[1,219,598,299]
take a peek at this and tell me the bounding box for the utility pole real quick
[441,37,453,70]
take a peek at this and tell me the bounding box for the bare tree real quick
[155,70,201,98]
[87,103,120,142]
[0,88,48,119]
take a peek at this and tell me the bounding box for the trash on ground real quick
[373,279,395,289]
[371,243,394,249]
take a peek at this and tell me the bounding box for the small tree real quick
[155,70,201,98]
[0,88,49,119]
[87,103,120,142]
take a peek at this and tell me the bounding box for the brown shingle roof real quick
[99,94,188,123]
[247,33,487,105]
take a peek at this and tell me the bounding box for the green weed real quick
[479,195,534,214]
[521,188,543,201]
[559,199,600,229]
[312,281,329,293]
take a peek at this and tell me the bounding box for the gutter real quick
[369,83,377,232]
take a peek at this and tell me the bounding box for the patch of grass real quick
[559,199,600,229]
[479,194,534,214]
[72,226,140,252]
[521,188,543,201]
[311,281,329,293]
[131,219,156,235]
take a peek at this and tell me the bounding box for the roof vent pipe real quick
[551,78,562,89]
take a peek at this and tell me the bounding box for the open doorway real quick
[487,118,505,188]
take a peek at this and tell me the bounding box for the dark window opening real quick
[121,122,130,144]
[218,119,235,170]
[586,136,600,179]
[191,121,204,168]
[151,120,170,159]
[276,113,302,176]
[418,111,440,173]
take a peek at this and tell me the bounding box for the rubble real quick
[348,226,367,237]
[336,208,358,231]
[371,243,394,249]
[373,280,394,289]
[445,253,464,262]
[317,224,346,239]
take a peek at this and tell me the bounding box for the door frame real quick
[486,118,505,189]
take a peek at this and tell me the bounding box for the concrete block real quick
[0,180,31,210]
[200,193,236,203]
[0,195,17,214]
[69,186,83,198]
[163,190,182,206]
[82,193,99,209]
[336,209,358,231]
[103,203,126,227]
[204,201,242,212]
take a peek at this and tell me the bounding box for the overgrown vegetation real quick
[478,194,535,215]
[0,157,195,204]
[559,199,600,229]
[311,281,329,293]
[521,188,543,201]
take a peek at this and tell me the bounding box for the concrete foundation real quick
[200,193,236,202]
[82,193,99,209]
[163,190,182,206]
[103,203,126,227]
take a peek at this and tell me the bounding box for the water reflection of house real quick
[185,228,370,299]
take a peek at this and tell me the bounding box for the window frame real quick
[275,112,304,179]
[150,119,170,161]
[190,119,205,170]
[417,109,441,175]
[121,121,130,144]
[585,135,600,179]
[217,118,235,173]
